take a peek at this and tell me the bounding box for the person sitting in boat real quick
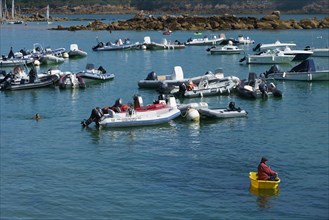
[258,157,279,181]
[228,102,241,111]
[153,94,167,104]
[110,98,129,113]
[186,80,196,91]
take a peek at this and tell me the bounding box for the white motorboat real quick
[240,49,296,64]
[139,66,226,89]
[81,95,181,128]
[198,102,248,118]
[31,43,66,65]
[142,37,185,50]
[264,59,329,81]
[207,43,244,55]
[0,66,59,91]
[253,41,312,61]
[237,72,282,99]
[172,76,240,98]
[185,34,226,46]
[237,35,255,45]
[59,73,86,89]
[310,48,329,57]
[68,44,88,58]
[281,46,313,61]
[92,38,141,51]
[0,47,34,67]
[0,57,33,67]
[253,41,297,52]
[77,64,115,81]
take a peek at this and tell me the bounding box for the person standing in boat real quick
[258,157,279,181]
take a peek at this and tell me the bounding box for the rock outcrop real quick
[49,14,329,31]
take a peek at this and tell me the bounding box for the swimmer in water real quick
[35,113,41,120]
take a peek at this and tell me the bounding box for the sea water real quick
[0,14,328,219]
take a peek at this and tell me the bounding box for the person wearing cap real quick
[257,157,278,181]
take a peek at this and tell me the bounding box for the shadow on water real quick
[249,186,280,209]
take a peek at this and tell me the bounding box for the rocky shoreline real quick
[50,13,329,31]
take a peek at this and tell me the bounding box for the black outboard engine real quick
[92,42,104,51]
[175,83,187,98]
[28,66,38,83]
[248,72,257,86]
[268,82,282,97]
[179,83,187,93]
[157,82,168,94]
[0,70,6,78]
[98,66,107,74]
[253,43,262,52]
[145,71,157,80]
[0,74,13,89]
[81,107,104,127]
[228,101,236,111]
[259,82,268,96]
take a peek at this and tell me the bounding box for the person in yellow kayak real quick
[258,157,279,181]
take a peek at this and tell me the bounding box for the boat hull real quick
[249,172,280,189]
[198,108,247,118]
[99,108,181,127]
[0,75,59,91]
[312,48,329,57]
[77,72,115,81]
[246,55,295,64]
[267,70,329,81]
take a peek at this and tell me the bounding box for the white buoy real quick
[63,52,69,58]
[186,108,200,122]
[33,60,40,66]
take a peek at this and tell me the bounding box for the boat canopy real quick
[290,59,316,72]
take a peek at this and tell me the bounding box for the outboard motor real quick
[145,71,157,80]
[228,101,236,111]
[259,82,268,95]
[175,83,187,98]
[248,72,257,86]
[28,66,38,83]
[81,107,104,127]
[0,74,13,89]
[268,82,282,97]
[0,70,6,78]
[179,83,187,93]
[157,82,168,94]
[253,43,262,52]
[98,66,107,74]
[92,42,104,51]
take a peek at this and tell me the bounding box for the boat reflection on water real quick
[249,186,280,209]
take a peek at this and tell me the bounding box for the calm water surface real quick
[0,14,328,219]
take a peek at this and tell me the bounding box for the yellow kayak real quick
[249,172,281,189]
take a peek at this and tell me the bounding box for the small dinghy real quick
[198,102,248,118]
[0,66,59,91]
[68,44,88,58]
[59,73,85,89]
[173,76,240,98]
[264,59,329,81]
[249,172,280,189]
[77,64,115,82]
[178,102,209,122]
[237,72,282,99]
[81,95,181,128]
